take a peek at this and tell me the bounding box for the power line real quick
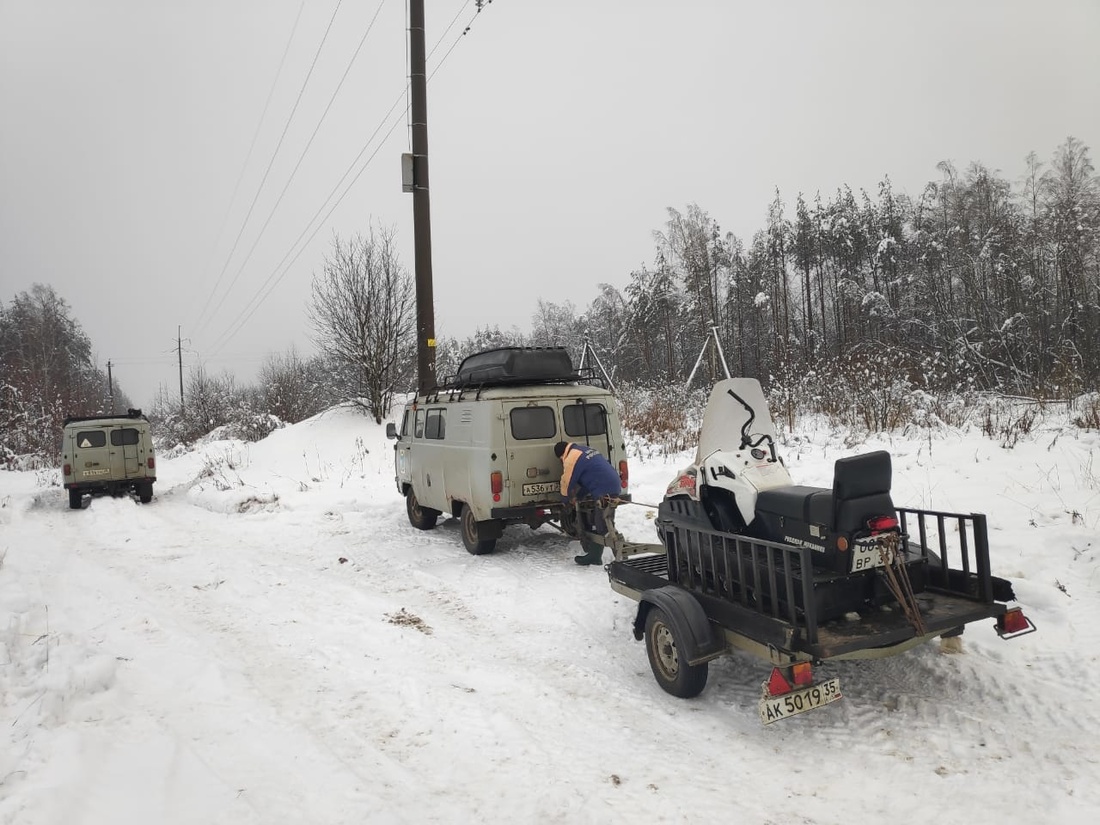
[188,0,306,334]
[207,2,491,357]
[194,0,345,337]
[207,99,407,357]
[201,0,387,344]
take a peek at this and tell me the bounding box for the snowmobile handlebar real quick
[726,388,778,462]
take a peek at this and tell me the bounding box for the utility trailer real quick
[580,377,1034,724]
[603,505,1033,724]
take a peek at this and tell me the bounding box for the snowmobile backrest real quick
[832,451,894,535]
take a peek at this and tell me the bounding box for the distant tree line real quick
[440,137,1099,404]
[0,284,126,462]
[4,138,1096,462]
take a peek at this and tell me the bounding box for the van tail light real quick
[63,463,72,477]
[997,607,1036,639]
[618,460,629,490]
[490,471,503,501]
[147,457,155,470]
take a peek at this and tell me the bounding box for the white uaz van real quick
[386,347,629,554]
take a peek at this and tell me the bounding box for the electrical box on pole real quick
[401,153,415,193]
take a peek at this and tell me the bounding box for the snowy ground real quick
[2,404,1099,824]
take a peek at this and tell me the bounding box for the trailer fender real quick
[633,586,724,666]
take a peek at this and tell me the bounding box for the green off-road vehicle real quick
[61,409,156,509]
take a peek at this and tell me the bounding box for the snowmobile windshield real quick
[695,378,780,465]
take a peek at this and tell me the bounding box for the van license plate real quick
[83,468,110,477]
[522,482,559,496]
[759,678,842,724]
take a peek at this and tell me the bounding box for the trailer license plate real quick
[522,482,558,496]
[759,678,842,724]
[850,540,890,572]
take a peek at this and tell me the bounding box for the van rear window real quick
[563,403,607,437]
[510,407,557,440]
[110,428,141,446]
[76,430,106,448]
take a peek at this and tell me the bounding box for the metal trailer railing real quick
[655,508,997,648]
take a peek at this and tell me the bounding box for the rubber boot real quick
[574,539,604,566]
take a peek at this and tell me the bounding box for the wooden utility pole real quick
[177,325,185,416]
[408,0,437,395]
[107,360,114,412]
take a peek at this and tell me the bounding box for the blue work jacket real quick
[559,443,622,500]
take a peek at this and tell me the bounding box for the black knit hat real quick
[554,441,568,458]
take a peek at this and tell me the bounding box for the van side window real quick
[401,410,410,437]
[414,409,426,438]
[510,406,556,440]
[563,403,607,437]
[110,428,141,446]
[425,409,446,440]
[76,430,106,448]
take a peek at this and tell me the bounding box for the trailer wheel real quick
[406,489,440,530]
[68,489,83,510]
[644,606,708,698]
[461,506,497,555]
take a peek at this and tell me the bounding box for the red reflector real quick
[490,471,503,495]
[63,463,71,476]
[1000,608,1029,634]
[766,667,792,697]
[147,457,155,469]
[792,662,813,687]
[868,515,898,533]
[618,460,629,490]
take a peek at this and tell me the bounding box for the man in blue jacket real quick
[555,441,622,565]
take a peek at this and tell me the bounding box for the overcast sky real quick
[2,0,1099,407]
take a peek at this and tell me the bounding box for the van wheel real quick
[644,606,708,698]
[138,483,153,504]
[68,489,83,510]
[461,506,497,555]
[406,489,439,530]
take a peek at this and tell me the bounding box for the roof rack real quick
[63,408,148,426]
[432,346,607,398]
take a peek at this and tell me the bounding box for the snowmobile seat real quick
[832,450,894,535]
[753,451,894,545]
[755,485,832,526]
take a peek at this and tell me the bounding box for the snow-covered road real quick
[3,406,1099,824]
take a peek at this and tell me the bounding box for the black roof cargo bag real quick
[450,347,579,388]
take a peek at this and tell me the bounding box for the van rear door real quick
[556,399,613,460]
[500,401,561,506]
[111,425,142,477]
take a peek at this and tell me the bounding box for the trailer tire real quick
[644,606,708,698]
[406,489,440,530]
[461,506,497,555]
[68,489,83,510]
